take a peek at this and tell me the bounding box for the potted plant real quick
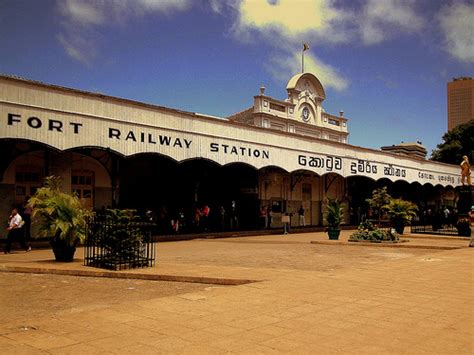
[382,198,418,234]
[27,176,93,261]
[326,198,344,240]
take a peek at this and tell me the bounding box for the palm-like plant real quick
[28,176,93,247]
[326,198,344,229]
[382,198,418,234]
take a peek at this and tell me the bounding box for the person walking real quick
[298,205,305,227]
[4,208,31,254]
[267,205,273,229]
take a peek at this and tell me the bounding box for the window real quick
[72,171,94,209]
[15,167,42,202]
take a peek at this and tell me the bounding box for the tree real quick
[366,187,392,219]
[431,120,474,164]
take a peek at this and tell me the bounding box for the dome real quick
[286,72,326,100]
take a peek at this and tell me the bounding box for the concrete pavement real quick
[0,230,472,354]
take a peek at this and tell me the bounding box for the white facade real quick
[0,75,460,186]
[0,74,462,228]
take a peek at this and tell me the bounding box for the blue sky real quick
[1,0,473,155]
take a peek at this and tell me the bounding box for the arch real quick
[223,161,258,172]
[288,168,321,177]
[286,72,326,100]
[0,138,61,153]
[260,164,290,174]
[65,146,126,159]
[320,171,344,179]
[0,139,58,181]
[128,151,180,165]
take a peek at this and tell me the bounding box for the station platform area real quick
[0,229,472,353]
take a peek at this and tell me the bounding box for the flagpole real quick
[302,43,309,73]
[302,48,304,73]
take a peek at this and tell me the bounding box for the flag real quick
[303,43,310,51]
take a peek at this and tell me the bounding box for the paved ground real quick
[0,230,472,354]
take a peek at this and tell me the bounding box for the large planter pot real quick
[50,238,77,262]
[393,220,405,234]
[327,228,341,240]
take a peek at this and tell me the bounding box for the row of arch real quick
[0,139,458,233]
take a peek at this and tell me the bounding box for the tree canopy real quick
[431,120,474,164]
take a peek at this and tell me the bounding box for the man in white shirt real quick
[4,208,31,254]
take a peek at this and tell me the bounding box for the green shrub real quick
[349,220,399,242]
[96,209,145,261]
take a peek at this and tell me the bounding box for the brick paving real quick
[0,230,472,354]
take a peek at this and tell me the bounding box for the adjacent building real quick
[447,76,474,131]
[381,142,428,160]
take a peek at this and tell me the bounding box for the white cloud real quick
[438,2,474,63]
[227,0,429,88]
[56,0,191,64]
[58,0,191,24]
[360,0,424,45]
[58,0,104,26]
[266,52,349,91]
[231,0,351,89]
[137,0,190,11]
[233,0,353,45]
[57,32,96,66]
[237,0,336,36]
[233,0,424,46]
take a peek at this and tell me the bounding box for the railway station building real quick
[0,73,461,232]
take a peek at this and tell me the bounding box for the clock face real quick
[301,107,310,122]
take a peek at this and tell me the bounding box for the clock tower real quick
[228,72,349,144]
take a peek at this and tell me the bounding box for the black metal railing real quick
[410,216,460,236]
[84,214,157,270]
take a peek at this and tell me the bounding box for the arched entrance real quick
[118,154,259,232]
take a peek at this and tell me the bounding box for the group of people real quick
[146,201,240,234]
[419,206,460,230]
[190,202,239,232]
[258,204,307,231]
